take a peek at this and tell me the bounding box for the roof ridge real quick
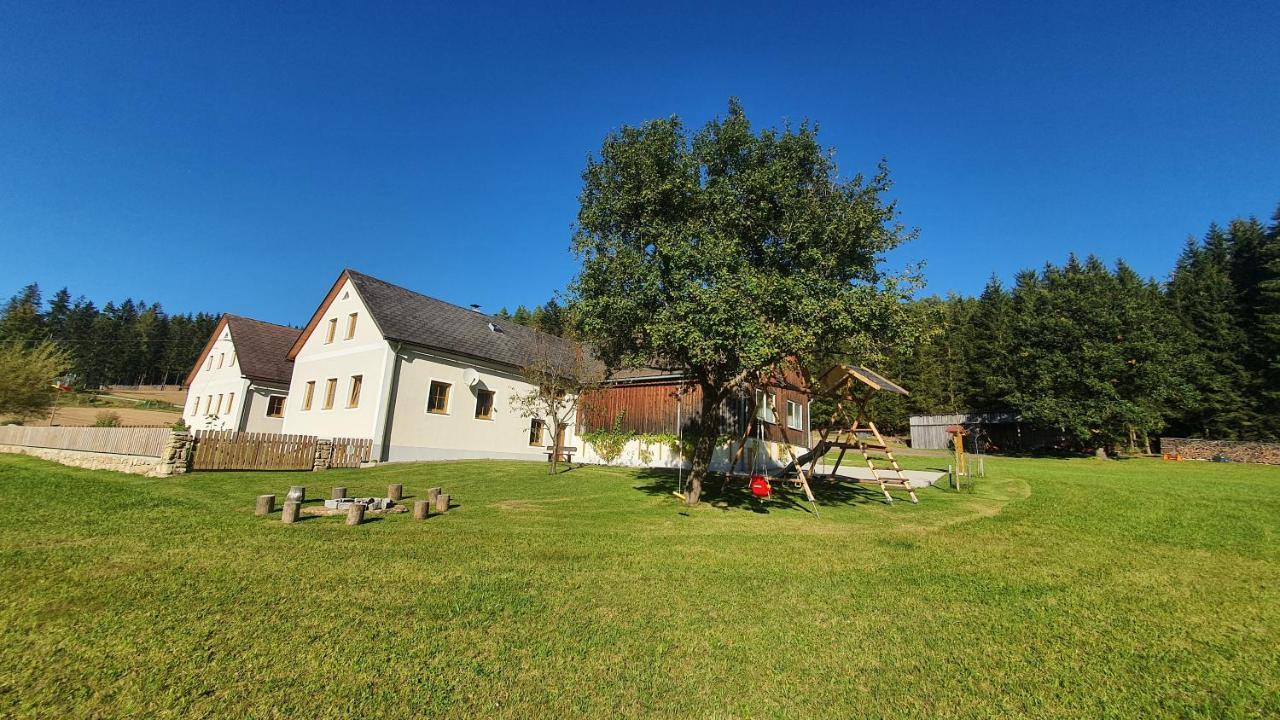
[344,268,580,350]
[224,313,298,331]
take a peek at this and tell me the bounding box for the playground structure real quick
[725,363,919,511]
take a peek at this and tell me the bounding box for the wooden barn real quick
[578,366,813,448]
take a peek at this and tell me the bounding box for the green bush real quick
[92,411,122,427]
[582,412,632,465]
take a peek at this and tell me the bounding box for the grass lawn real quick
[1,453,1277,718]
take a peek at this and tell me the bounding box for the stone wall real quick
[0,443,171,476]
[0,429,192,477]
[1160,437,1280,465]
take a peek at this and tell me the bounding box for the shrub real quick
[93,411,122,427]
[582,411,632,465]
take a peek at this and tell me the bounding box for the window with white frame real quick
[785,400,802,430]
[755,390,777,424]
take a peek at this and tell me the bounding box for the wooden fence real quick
[0,426,171,457]
[330,437,373,468]
[192,431,316,471]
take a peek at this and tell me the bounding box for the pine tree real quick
[0,283,45,348]
[1254,206,1280,436]
[1166,230,1255,438]
[511,305,532,326]
[46,287,72,344]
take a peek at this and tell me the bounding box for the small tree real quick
[0,341,71,421]
[509,337,605,473]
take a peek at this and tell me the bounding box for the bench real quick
[545,446,578,464]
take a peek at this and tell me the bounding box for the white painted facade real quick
[182,325,289,433]
[576,437,808,472]
[380,346,581,462]
[279,277,584,463]
[281,279,390,443]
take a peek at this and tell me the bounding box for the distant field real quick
[0,453,1276,718]
[2,389,184,427]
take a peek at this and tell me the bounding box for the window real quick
[323,378,337,410]
[204,395,212,414]
[528,419,544,446]
[206,355,213,371]
[215,394,224,416]
[225,393,235,414]
[347,375,362,408]
[267,395,286,417]
[755,390,777,424]
[427,380,451,414]
[325,318,337,343]
[190,397,199,415]
[786,400,802,430]
[474,389,495,419]
[302,381,315,411]
[229,352,236,366]
[346,313,358,340]
[217,353,225,369]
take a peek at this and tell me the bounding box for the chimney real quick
[469,304,482,313]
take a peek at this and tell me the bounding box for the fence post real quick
[313,438,334,471]
[155,431,193,477]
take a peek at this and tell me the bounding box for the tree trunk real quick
[685,387,725,506]
[549,420,559,475]
[1094,446,1109,460]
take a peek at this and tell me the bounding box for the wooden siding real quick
[580,381,810,446]
[0,426,171,457]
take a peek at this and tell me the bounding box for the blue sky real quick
[1,1,1277,323]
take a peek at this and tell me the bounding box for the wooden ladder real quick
[850,421,918,504]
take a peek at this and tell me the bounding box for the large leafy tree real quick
[571,100,917,504]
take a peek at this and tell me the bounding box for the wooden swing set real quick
[725,363,917,512]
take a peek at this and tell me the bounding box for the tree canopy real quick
[570,100,919,503]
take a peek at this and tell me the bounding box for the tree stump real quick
[332,486,348,500]
[434,493,450,513]
[255,494,275,516]
[286,486,305,503]
[413,499,430,520]
[427,487,441,505]
[388,483,403,501]
[346,502,366,526]
[281,500,301,524]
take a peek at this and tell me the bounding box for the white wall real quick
[243,382,289,433]
[576,437,809,472]
[382,347,580,463]
[183,326,251,432]
[281,278,390,443]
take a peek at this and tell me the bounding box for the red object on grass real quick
[749,474,772,498]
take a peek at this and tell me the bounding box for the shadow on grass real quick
[631,467,895,513]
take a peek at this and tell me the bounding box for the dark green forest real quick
[2,204,1277,448]
[863,206,1280,448]
[0,287,219,388]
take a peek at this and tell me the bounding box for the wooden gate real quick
[192,431,316,471]
[330,437,373,468]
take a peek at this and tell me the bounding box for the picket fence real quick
[330,437,374,468]
[192,431,316,471]
[0,426,171,457]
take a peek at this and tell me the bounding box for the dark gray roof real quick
[226,315,299,384]
[346,270,586,371]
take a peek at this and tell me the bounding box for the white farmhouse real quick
[280,270,584,462]
[183,315,300,433]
